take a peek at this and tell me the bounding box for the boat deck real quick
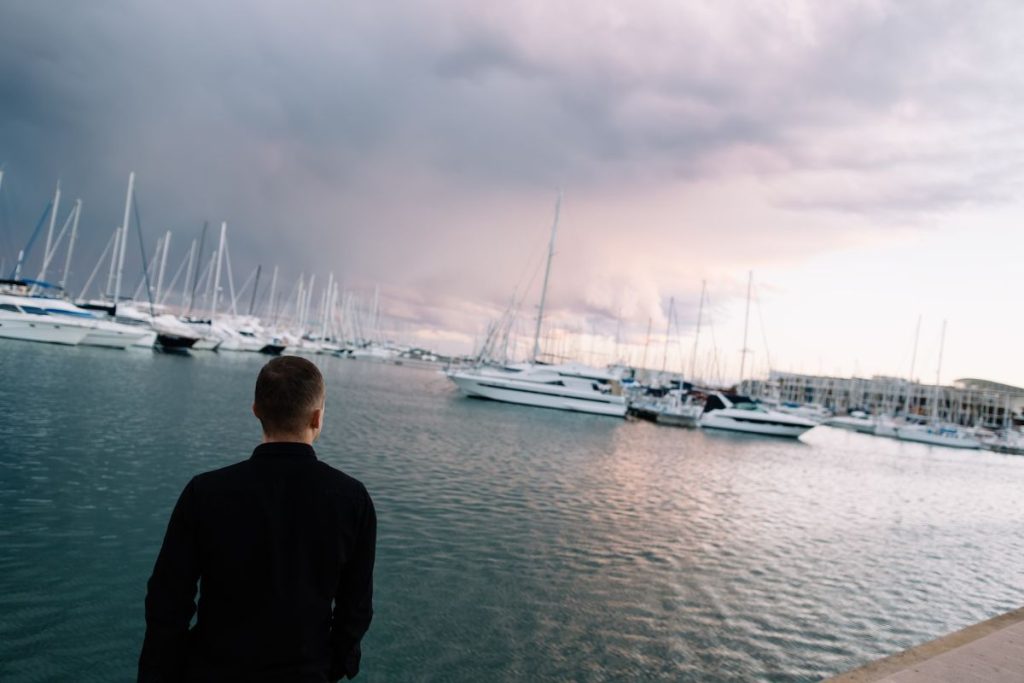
[826,606,1024,682]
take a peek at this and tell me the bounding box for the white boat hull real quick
[700,411,815,438]
[825,416,876,434]
[0,318,90,345]
[191,337,220,351]
[450,371,627,417]
[896,427,981,450]
[82,322,153,349]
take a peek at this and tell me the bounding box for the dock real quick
[826,607,1024,682]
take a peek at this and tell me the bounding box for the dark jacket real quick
[138,442,376,682]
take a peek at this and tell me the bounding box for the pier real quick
[826,607,1024,682]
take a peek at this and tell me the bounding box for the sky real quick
[2,0,1023,385]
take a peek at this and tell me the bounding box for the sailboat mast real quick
[155,230,171,304]
[933,319,947,423]
[210,222,226,319]
[39,181,61,283]
[661,297,674,373]
[113,172,135,307]
[59,200,82,291]
[690,280,706,381]
[903,315,922,416]
[532,192,561,363]
[738,271,753,383]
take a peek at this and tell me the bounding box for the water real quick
[1,343,1023,682]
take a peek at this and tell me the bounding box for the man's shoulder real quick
[313,460,370,498]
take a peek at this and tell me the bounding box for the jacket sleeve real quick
[138,478,202,682]
[329,487,377,681]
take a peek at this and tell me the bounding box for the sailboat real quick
[698,272,816,438]
[896,320,981,449]
[448,194,628,417]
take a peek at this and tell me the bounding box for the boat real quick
[0,293,92,345]
[448,194,627,417]
[894,320,980,450]
[896,424,981,450]
[775,401,832,422]
[700,392,817,438]
[982,430,1024,455]
[824,410,876,434]
[32,296,154,349]
[655,391,703,428]
[448,362,628,417]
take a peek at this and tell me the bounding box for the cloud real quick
[2,0,1023,358]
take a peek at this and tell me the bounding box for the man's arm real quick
[138,478,202,683]
[329,487,377,681]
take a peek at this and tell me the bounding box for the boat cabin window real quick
[46,308,96,318]
[0,304,20,313]
[20,306,48,316]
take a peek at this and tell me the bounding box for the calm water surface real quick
[1,342,1023,681]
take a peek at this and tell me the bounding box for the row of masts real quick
[3,173,394,346]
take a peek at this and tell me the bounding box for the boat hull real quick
[82,325,153,349]
[896,427,981,449]
[656,412,700,428]
[156,333,197,349]
[0,319,90,345]
[701,413,814,438]
[824,417,876,434]
[449,372,627,417]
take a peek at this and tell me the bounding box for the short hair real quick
[254,356,325,435]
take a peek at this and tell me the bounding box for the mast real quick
[902,315,922,416]
[113,172,135,307]
[106,227,120,297]
[267,265,278,321]
[738,271,753,383]
[188,221,208,315]
[532,192,561,363]
[40,181,61,283]
[661,297,674,373]
[59,200,82,291]
[182,238,197,311]
[155,230,171,305]
[933,319,947,423]
[641,316,652,370]
[690,280,706,381]
[211,221,226,319]
[248,265,262,316]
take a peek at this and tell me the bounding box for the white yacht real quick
[824,411,877,434]
[448,363,628,417]
[896,424,981,450]
[33,297,154,349]
[700,392,817,438]
[0,293,92,345]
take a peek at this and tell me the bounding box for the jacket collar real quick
[251,442,317,461]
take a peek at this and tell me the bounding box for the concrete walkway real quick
[826,607,1024,682]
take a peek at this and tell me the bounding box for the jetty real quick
[826,607,1024,682]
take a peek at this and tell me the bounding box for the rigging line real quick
[132,190,156,318]
[79,228,118,300]
[10,202,52,279]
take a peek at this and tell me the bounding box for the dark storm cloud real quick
[2,1,1023,350]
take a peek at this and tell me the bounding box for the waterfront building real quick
[739,371,1024,429]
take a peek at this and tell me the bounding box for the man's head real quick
[253,356,326,444]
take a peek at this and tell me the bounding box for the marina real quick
[1,344,1023,681]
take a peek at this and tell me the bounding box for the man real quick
[139,356,376,682]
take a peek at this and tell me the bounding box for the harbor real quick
[2,343,1023,681]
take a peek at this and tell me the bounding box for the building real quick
[739,371,1024,429]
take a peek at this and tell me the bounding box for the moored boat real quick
[700,392,816,438]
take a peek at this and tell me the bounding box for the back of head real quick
[254,356,326,439]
